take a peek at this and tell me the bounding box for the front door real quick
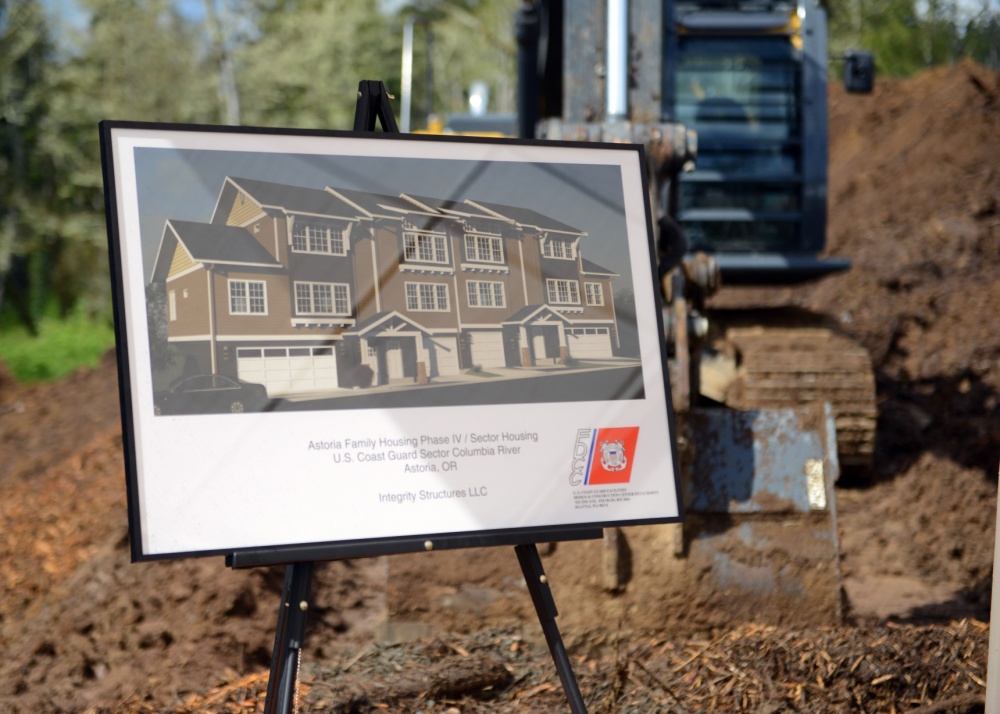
[532,332,548,361]
[386,339,404,380]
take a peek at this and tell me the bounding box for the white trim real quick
[290,318,356,327]
[584,281,605,306]
[150,221,174,283]
[459,322,513,329]
[293,280,351,316]
[168,334,213,342]
[207,269,216,373]
[402,229,449,265]
[228,278,269,316]
[466,280,507,309]
[290,220,351,256]
[235,210,269,228]
[460,263,509,274]
[546,278,582,305]
[370,231,382,312]
[404,281,450,312]
[216,334,346,342]
[166,264,203,283]
[400,264,454,275]
[463,231,505,264]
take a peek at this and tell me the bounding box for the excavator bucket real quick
[680,401,843,623]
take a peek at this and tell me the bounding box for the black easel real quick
[260,80,589,714]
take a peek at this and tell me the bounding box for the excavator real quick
[509,0,876,627]
[385,0,877,634]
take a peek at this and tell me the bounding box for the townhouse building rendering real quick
[150,176,631,396]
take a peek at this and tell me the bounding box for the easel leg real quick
[515,543,589,714]
[264,561,314,714]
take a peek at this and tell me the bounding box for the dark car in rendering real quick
[153,374,269,415]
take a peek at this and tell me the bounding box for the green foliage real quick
[827,0,1000,75]
[0,304,115,383]
[419,0,519,121]
[2,0,998,387]
[237,0,400,130]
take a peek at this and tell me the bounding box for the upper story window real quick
[294,281,350,316]
[403,230,448,264]
[542,240,575,260]
[467,280,506,308]
[546,278,580,305]
[229,279,268,315]
[585,282,604,306]
[292,222,347,255]
[464,232,504,264]
[405,282,450,312]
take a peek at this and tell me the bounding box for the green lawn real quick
[0,310,116,384]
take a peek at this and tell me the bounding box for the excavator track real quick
[722,326,877,468]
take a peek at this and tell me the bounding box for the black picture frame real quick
[100,120,682,563]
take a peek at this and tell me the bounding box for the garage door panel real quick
[238,346,339,394]
[469,332,505,368]
[567,328,613,359]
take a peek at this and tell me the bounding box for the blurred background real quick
[0,0,998,384]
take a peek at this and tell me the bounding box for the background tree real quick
[0,0,56,332]
[237,0,398,130]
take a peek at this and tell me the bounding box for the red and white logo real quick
[569,426,640,486]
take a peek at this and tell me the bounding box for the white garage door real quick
[566,328,613,359]
[468,331,506,368]
[426,335,460,376]
[237,346,338,394]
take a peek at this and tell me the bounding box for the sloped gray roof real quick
[169,220,281,267]
[403,194,499,219]
[326,187,418,218]
[581,257,619,277]
[229,177,361,219]
[465,199,584,235]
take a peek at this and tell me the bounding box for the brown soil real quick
[1,61,998,713]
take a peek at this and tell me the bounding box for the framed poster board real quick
[100,121,682,564]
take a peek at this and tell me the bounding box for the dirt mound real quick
[1,61,999,713]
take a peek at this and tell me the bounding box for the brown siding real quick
[501,231,529,313]
[247,215,280,261]
[212,269,296,337]
[166,268,211,337]
[581,278,616,320]
[353,228,380,321]
[456,272,519,325]
[520,232,546,304]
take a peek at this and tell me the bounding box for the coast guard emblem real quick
[600,440,627,472]
[569,426,639,486]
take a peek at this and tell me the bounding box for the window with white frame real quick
[585,282,604,306]
[464,232,504,263]
[291,222,346,255]
[405,282,450,311]
[229,279,267,315]
[403,230,448,264]
[168,290,177,321]
[467,280,506,308]
[294,281,350,315]
[542,240,575,259]
[546,278,580,305]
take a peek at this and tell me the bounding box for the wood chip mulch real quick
[101,619,988,713]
